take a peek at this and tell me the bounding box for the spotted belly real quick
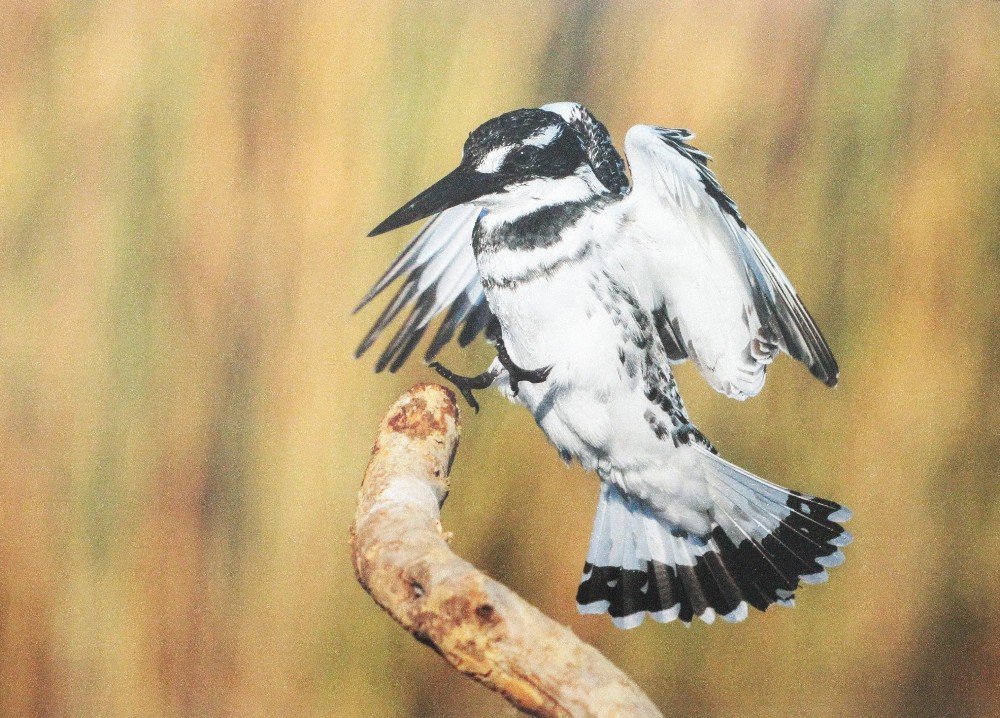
[484,267,712,474]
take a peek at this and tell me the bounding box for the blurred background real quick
[1,1,998,716]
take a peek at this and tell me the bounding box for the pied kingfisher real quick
[356,102,851,629]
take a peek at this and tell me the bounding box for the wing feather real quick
[354,204,495,372]
[424,283,475,358]
[617,125,838,396]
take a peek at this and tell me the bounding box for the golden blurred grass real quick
[0,1,997,716]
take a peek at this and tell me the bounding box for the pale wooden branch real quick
[350,383,664,718]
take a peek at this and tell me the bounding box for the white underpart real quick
[475,144,514,173]
[476,197,782,543]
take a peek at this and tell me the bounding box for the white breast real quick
[477,224,634,468]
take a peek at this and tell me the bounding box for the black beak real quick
[368,165,499,236]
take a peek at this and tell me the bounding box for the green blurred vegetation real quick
[0,1,997,717]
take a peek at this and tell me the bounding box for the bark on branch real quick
[349,383,663,718]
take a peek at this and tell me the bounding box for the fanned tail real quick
[577,448,851,629]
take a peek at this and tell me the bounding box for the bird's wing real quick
[612,125,838,398]
[354,204,495,372]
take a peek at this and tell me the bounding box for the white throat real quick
[475,166,604,229]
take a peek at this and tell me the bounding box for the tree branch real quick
[350,383,664,718]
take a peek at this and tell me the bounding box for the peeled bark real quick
[350,383,663,718]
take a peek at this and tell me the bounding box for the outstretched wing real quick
[613,125,838,398]
[353,204,495,372]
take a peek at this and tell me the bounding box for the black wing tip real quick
[809,359,839,388]
[352,295,374,315]
[354,332,380,360]
[810,349,840,388]
[356,339,386,372]
[354,278,397,315]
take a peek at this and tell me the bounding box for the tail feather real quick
[576,450,852,629]
[705,501,783,613]
[703,448,850,582]
[701,546,747,622]
[672,533,708,624]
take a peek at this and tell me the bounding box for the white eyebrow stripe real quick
[524,125,561,147]
[476,144,514,173]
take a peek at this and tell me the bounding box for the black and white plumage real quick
[358,103,850,628]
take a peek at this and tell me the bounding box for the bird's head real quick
[369,108,595,236]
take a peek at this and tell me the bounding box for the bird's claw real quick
[508,364,552,396]
[429,361,495,413]
[494,332,551,397]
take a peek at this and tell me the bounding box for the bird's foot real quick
[428,362,498,413]
[505,363,552,397]
[494,333,551,397]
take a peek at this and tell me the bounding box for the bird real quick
[355,102,851,628]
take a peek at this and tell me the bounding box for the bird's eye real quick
[508,145,538,167]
